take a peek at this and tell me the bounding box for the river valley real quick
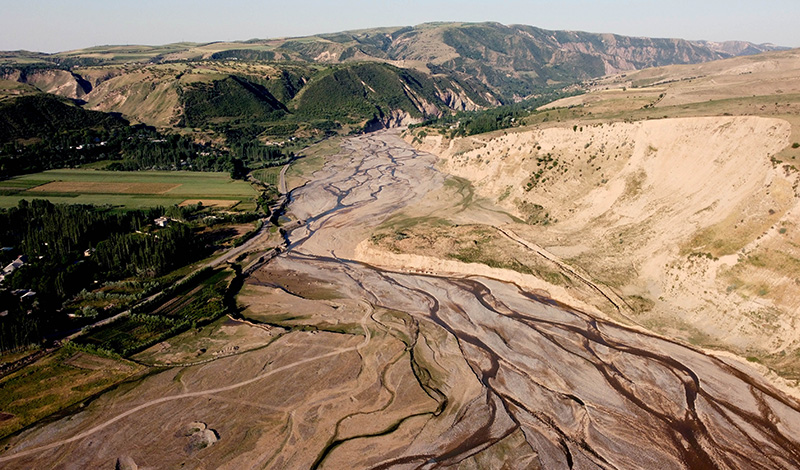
[2,131,800,469]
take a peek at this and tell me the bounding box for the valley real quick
[1,19,800,470]
[1,131,799,469]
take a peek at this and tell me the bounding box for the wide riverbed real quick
[2,131,800,469]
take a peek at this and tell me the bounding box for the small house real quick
[2,255,26,276]
[20,291,36,301]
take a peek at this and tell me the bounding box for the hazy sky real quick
[1,0,798,53]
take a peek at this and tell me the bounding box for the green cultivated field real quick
[0,169,258,209]
[251,167,282,186]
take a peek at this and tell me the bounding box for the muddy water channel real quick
[278,131,800,469]
[2,131,800,469]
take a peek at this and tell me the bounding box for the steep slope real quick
[423,23,730,97]
[0,60,496,137]
[179,75,287,127]
[76,63,317,128]
[405,48,800,380]
[81,66,183,127]
[293,62,495,128]
[0,67,91,100]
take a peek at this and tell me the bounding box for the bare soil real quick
[406,55,800,381]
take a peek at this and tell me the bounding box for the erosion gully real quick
[279,131,800,469]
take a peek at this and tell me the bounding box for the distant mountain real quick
[0,22,790,139]
[265,22,787,98]
[694,40,788,57]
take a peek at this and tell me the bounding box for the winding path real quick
[0,310,373,464]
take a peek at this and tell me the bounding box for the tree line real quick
[410,87,584,138]
[1,123,292,180]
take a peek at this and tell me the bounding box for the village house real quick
[0,255,26,283]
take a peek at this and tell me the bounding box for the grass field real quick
[285,138,341,190]
[0,348,142,439]
[0,169,258,209]
[251,167,282,186]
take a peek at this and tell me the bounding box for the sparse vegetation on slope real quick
[405,48,800,381]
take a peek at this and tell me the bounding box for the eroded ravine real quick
[2,131,800,469]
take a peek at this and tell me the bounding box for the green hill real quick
[0,94,125,143]
[180,75,288,128]
[293,63,487,124]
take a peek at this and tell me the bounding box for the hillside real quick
[403,48,800,380]
[180,75,288,127]
[0,93,125,143]
[0,60,498,143]
[0,22,786,140]
[3,23,784,99]
[293,62,493,128]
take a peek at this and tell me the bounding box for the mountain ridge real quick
[1,22,788,59]
[0,22,792,150]
[2,22,788,93]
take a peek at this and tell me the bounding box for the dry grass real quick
[132,316,283,366]
[405,48,800,378]
[368,220,623,315]
[0,349,142,439]
[286,138,342,190]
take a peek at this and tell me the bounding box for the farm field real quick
[0,169,258,209]
[250,167,281,186]
[0,348,143,439]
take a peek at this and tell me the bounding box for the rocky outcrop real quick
[363,109,421,132]
[1,68,91,99]
[182,421,219,454]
